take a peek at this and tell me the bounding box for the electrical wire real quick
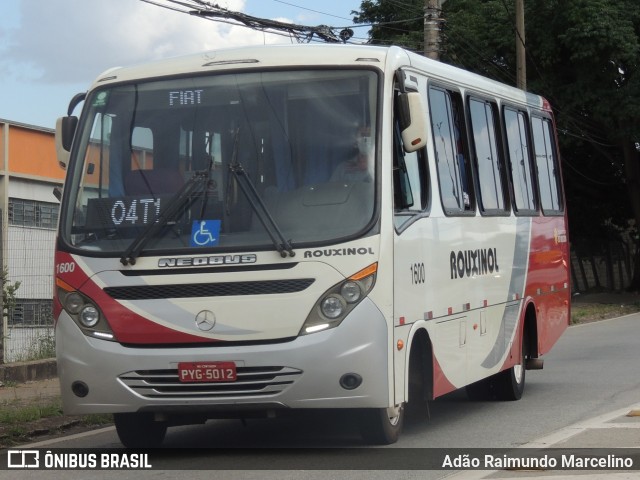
[140,0,358,43]
[271,0,352,21]
[443,30,518,86]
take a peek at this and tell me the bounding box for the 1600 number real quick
[56,262,76,274]
[410,262,425,284]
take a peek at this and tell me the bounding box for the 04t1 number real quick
[410,262,425,284]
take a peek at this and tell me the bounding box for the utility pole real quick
[515,0,526,90]
[424,0,443,60]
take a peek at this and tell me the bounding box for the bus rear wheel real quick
[114,412,167,448]
[359,404,404,445]
[466,331,529,401]
[494,331,528,401]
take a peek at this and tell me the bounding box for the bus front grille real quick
[118,366,302,399]
[104,279,315,300]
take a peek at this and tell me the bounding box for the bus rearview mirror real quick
[400,92,428,153]
[55,116,78,170]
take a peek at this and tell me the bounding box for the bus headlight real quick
[300,263,377,336]
[65,292,84,315]
[80,306,100,328]
[56,278,115,341]
[340,281,362,303]
[321,295,345,319]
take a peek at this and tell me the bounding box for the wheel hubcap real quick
[514,363,524,384]
[387,405,402,426]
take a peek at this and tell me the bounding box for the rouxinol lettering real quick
[450,248,499,279]
[304,247,375,258]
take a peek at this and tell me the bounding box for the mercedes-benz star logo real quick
[195,310,216,331]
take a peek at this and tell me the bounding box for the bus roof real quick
[90,44,549,112]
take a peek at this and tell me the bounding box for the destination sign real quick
[85,196,166,229]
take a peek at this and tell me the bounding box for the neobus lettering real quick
[158,254,257,267]
[304,247,374,258]
[450,248,499,279]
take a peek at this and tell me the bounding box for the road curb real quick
[0,358,57,384]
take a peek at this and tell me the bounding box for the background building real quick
[0,119,63,362]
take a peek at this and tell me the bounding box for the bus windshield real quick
[61,69,378,256]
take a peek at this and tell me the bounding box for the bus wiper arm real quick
[229,162,295,258]
[120,170,210,266]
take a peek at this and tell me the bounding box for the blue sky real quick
[0,0,365,129]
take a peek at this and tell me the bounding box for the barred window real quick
[9,300,54,327]
[8,198,59,229]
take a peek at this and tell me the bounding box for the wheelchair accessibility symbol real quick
[191,220,221,247]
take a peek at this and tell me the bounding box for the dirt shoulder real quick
[0,378,111,447]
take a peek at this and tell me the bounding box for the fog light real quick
[339,373,362,390]
[71,381,89,398]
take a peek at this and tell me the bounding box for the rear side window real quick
[531,116,563,214]
[503,107,536,214]
[468,98,507,214]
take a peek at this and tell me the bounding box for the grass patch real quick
[0,400,63,424]
[571,302,640,325]
[0,399,112,447]
[80,413,114,426]
[9,334,56,362]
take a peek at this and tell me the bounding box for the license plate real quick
[177,362,237,383]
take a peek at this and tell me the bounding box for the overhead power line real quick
[271,0,352,21]
[140,0,356,43]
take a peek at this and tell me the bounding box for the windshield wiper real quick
[120,170,210,266]
[227,130,295,258]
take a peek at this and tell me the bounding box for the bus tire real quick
[494,331,528,401]
[466,377,492,401]
[359,404,404,445]
[114,412,167,448]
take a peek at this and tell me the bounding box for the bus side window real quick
[531,116,563,214]
[468,98,508,215]
[503,107,537,214]
[428,86,473,215]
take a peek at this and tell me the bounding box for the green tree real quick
[352,0,424,52]
[0,268,21,364]
[354,0,640,288]
[444,0,640,287]
[1,269,21,319]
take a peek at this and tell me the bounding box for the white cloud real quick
[1,0,291,85]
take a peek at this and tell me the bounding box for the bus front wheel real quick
[114,412,167,448]
[359,404,404,445]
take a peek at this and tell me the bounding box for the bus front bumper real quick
[55,298,391,415]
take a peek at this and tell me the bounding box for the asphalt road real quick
[8,313,640,479]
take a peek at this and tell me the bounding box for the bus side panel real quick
[394,215,526,394]
[526,215,570,356]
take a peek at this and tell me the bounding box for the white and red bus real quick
[54,44,569,447]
